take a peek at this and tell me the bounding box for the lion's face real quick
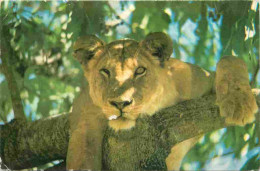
[74,33,173,129]
[86,40,165,121]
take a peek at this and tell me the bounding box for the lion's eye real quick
[135,67,146,77]
[100,68,110,78]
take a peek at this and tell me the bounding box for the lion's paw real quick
[216,84,258,126]
[216,56,258,126]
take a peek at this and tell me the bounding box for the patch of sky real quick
[53,160,62,165]
[215,142,232,156]
[24,103,31,118]
[31,111,37,121]
[168,9,203,63]
[21,6,33,20]
[127,3,134,24]
[188,57,195,64]
[7,110,14,122]
[110,1,135,24]
[108,1,121,13]
[180,22,198,62]
[168,11,180,42]
[205,128,229,160]
[204,153,242,170]
[253,47,257,54]
[249,73,252,81]
[116,25,131,38]
[180,19,199,46]
[168,22,179,42]
[21,2,57,31]
[179,47,189,62]
[183,161,200,170]
[36,10,55,27]
[188,5,223,70]
[28,73,36,80]
[207,6,223,63]
[204,141,259,170]
[209,66,216,71]
[24,97,39,121]
[52,102,58,108]
[219,127,227,135]
[180,19,200,64]
[0,74,5,84]
[107,1,134,39]
[31,97,39,121]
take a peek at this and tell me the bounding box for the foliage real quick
[0,1,259,170]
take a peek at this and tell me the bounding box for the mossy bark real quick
[102,94,226,171]
[1,92,259,170]
[0,114,69,169]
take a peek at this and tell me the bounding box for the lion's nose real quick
[109,100,133,110]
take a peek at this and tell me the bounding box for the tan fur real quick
[67,33,258,170]
[166,136,200,170]
[216,56,258,125]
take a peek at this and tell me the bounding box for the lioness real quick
[66,32,258,170]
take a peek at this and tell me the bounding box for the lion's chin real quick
[108,118,136,132]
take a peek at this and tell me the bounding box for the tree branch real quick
[0,91,259,170]
[0,24,26,121]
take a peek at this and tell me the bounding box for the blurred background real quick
[0,1,259,170]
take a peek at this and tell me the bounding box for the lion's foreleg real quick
[67,113,106,170]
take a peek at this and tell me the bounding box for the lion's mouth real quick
[108,110,133,121]
[108,108,128,120]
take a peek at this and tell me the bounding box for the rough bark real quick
[1,90,259,170]
[0,90,260,170]
[0,114,69,170]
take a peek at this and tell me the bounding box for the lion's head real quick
[74,32,174,130]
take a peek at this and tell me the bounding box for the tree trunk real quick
[0,91,259,170]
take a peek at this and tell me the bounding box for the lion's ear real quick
[73,35,105,65]
[141,32,173,66]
